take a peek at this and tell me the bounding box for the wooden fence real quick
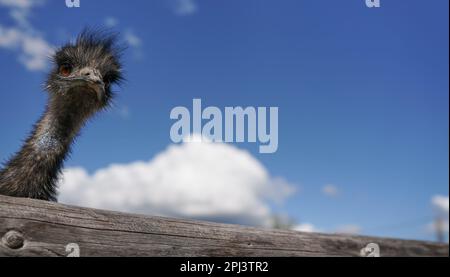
[0,195,447,257]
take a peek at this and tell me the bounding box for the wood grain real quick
[0,195,447,257]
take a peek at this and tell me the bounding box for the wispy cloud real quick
[322,184,339,197]
[425,221,449,234]
[335,224,362,235]
[171,0,198,16]
[426,195,449,241]
[124,30,142,48]
[0,0,53,71]
[293,223,362,235]
[293,223,321,233]
[0,26,53,71]
[0,0,40,9]
[104,17,119,28]
[432,195,449,214]
[124,29,144,60]
[102,17,144,60]
[116,105,130,119]
[58,136,295,227]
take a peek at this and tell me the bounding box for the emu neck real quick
[35,95,94,152]
[0,94,96,201]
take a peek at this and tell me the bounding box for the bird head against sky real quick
[46,30,123,110]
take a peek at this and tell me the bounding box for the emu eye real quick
[59,64,72,77]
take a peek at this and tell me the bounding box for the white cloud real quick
[426,195,449,241]
[0,0,40,9]
[322,184,339,197]
[293,223,320,233]
[335,224,362,235]
[124,30,144,60]
[104,17,119,28]
[0,27,20,47]
[0,0,53,71]
[426,221,449,234]
[118,106,130,119]
[102,17,143,60]
[124,30,142,48]
[171,0,198,16]
[102,18,142,48]
[58,137,295,227]
[0,0,44,29]
[19,32,53,70]
[0,26,53,71]
[432,195,449,214]
[115,105,130,119]
[10,8,31,29]
[293,223,363,235]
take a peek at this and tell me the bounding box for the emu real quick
[0,30,123,201]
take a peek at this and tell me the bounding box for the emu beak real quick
[78,67,105,102]
[87,81,105,102]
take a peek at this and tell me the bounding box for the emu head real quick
[46,30,123,110]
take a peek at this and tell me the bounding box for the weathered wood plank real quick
[0,195,447,257]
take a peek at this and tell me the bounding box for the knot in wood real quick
[2,230,25,249]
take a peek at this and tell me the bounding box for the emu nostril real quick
[82,70,92,76]
[80,68,96,78]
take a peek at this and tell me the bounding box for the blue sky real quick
[0,0,448,242]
